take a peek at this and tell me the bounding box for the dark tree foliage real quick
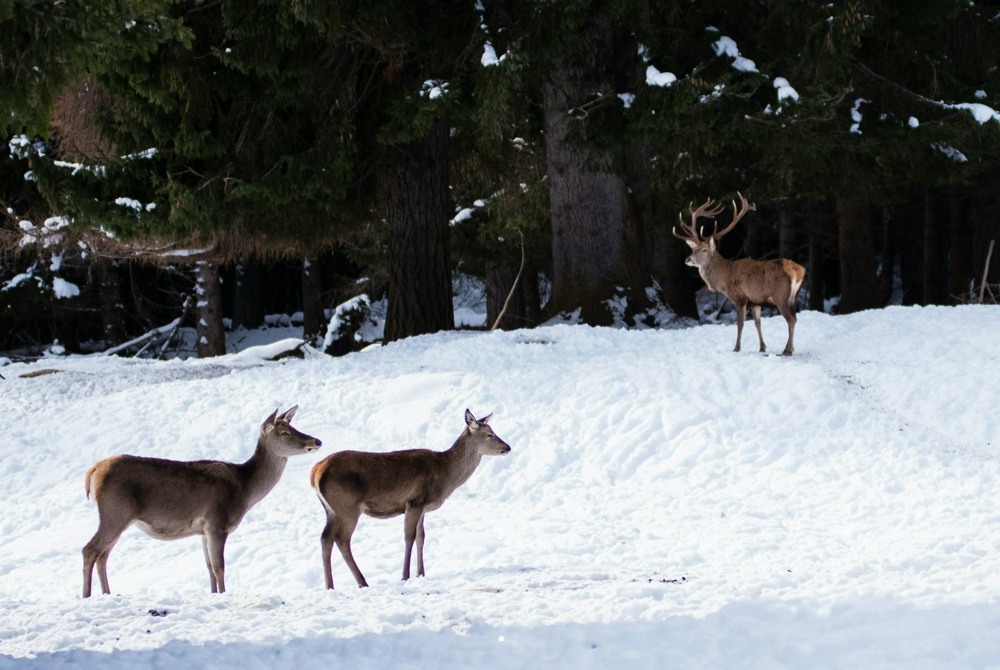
[4,0,1000,357]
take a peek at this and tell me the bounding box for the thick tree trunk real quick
[302,256,324,345]
[632,148,696,319]
[893,200,923,305]
[92,258,125,346]
[383,118,454,343]
[745,212,765,260]
[194,260,226,357]
[779,205,796,261]
[808,227,826,312]
[878,207,896,306]
[923,193,949,305]
[836,199,879,313]
[231,259,264,330]
[542,12,646,322]
[948,195,975,303]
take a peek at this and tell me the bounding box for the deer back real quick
[87,455,246,537]
[311,410,510,518]
[313,449,446,517]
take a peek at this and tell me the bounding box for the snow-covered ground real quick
[2,305,999,668]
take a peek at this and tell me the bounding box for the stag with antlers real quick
[673,193,806,356]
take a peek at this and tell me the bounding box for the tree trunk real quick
[808,226,826,312]
[194,260,226,357]
[948,194,975,303]
[542,12,646,322]
[745,211,764,260]
[878,207,896,306]
[232,259,264,330]
[631,145,696,319]
[893,200,923,305]
[923,193,949,305]
[778,204,796,260]
[302,256,324,345]
[383,118,454,343]
[836,199,879,313]
[92,258,125,346]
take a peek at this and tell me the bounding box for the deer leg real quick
[751,305,765,353]
[331,511,367,588]
[205,531,228,593]
[777,301,797,356]
[733,301,747,352]
[201,535,219,593]
[320,514,337,590]
[415,512,426,578]
[82,513,130,598]
[94,537,120,596]
[402,506,423,581]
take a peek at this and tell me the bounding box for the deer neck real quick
[441,431,484,495]
[238,437,288,507]
[699,253,732,293]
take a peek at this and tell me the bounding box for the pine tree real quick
[22,0,369,355]
[628,0,1000,312]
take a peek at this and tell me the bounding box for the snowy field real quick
[1,305,1000,668]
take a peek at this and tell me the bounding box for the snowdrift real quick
[1,306,999,668]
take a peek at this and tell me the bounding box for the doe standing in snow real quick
[82,406,322,597]
[674,193,806,356]
[311,409,511,589]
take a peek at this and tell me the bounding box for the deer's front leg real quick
[733,300,747,352]
[205,531,228,593]
[402,506,423,580]
[415,512,426,577]
[201,535,218,593]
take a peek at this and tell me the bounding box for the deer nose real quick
[314,438,323,447]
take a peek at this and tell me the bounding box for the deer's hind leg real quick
[83,509,132,597]
[322,509,367,588]
[776,300,797,356]
[751,305,765,352]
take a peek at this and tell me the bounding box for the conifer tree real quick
[340,0,479,342]
[629,0,1000,312]
[22,0,367,355]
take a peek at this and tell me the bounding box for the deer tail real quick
[84,463,98,500]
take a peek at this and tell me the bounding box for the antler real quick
[709,192,756,240]
[672,197,726,243]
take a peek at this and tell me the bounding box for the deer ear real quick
[708,237,716,250]
[478,413,493,424]
[685,239,697,249]
[465,409,480,432]
[262,408,279,431]
[279,405,299,423]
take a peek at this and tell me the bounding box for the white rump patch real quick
[790,277,803,303]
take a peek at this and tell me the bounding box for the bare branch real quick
[491,228,525,331]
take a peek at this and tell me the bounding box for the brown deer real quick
[674,193,806,355]
[310,409,511,589]
[82,406,322,597]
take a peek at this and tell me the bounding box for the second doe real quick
[310,409,511,589]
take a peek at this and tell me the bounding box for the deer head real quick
[672,192,756,269]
